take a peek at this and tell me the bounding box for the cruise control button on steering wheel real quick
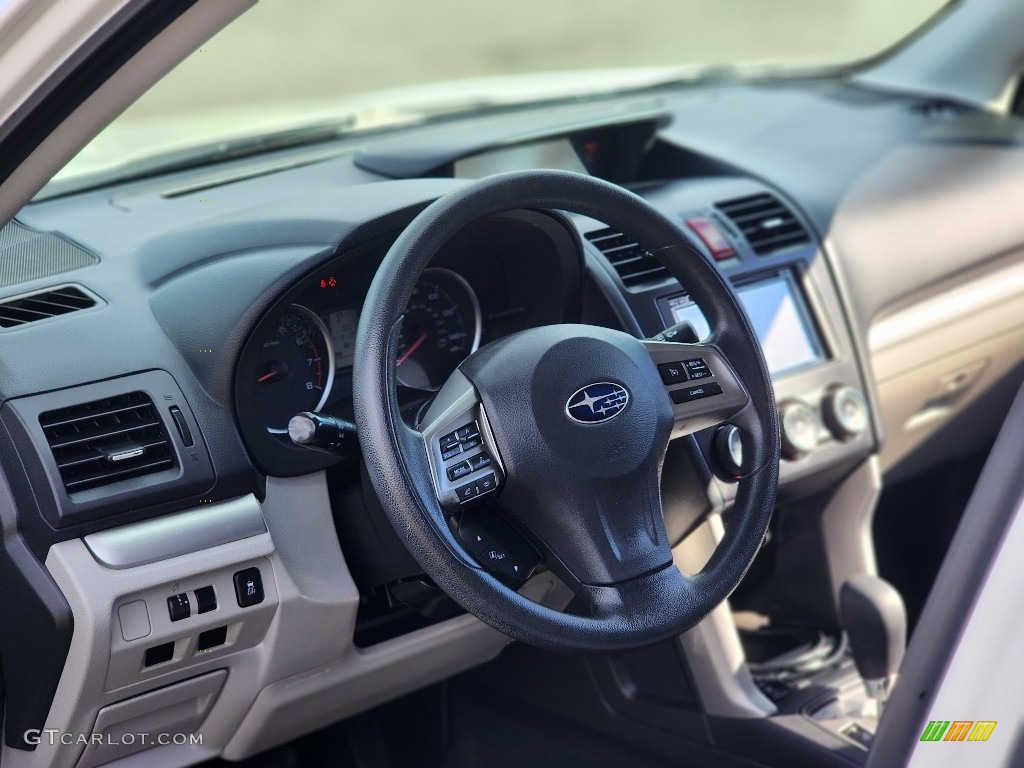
[418,370,506,511]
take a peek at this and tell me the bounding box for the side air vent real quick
[39,392,176,494]
[586,228,671,289]
[0,285,96,328]
[714,193,810,256]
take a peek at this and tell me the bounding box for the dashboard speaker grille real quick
[0,220,99,288]
[586,227,671,288]
[0,285,96,328]
[714,193,810,256]
[39,392,176,494]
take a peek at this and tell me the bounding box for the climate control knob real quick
[822,385,869,441]
[779,400,821,460]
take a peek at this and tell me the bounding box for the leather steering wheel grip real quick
[352,169,780,651]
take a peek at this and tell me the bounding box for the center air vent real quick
[39,392,175,494]
[714,193,810,256]
[586,227,671,289]
[0,285,96,328]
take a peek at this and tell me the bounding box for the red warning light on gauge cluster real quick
[319,276,338,289]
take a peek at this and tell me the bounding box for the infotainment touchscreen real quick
[659,272,823,376]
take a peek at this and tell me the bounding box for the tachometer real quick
[253,304,335,433]
[396,268,482,390]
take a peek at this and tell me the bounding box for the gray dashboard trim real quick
[83,494,267,569]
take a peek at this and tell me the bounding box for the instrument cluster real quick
[233,210,584,476]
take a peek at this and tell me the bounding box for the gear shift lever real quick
[840,574,907,711]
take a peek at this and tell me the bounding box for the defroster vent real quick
[585,228,671,289]
[40,392,175,494]
[714,193,810,256]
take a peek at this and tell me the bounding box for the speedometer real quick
[252,304,335,433]
[396,268,482,390]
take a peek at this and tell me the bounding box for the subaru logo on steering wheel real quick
[565,382,630,424]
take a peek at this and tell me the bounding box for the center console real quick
[566,177,886,765]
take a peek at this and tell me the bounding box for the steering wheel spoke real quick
[417,370,506,511]
[642,339,750,439]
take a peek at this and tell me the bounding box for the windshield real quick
[52,0,949,190]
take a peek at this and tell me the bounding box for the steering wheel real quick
[353,170,779,652]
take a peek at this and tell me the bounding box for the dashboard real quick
[3,76,1024,767]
